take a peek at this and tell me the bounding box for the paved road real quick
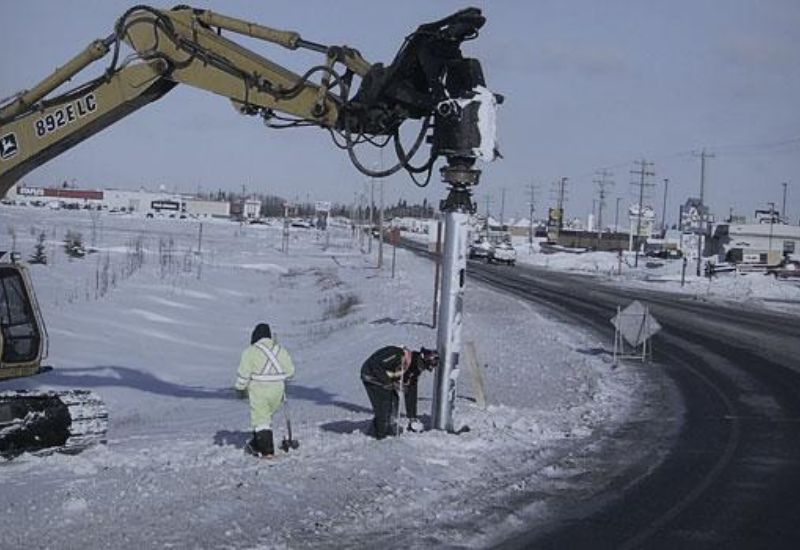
[458,259,800,549]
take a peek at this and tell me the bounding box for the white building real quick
[243,198,261,220]
[185,198,230,218]
[103,189,176,213]
[710,221,800,263]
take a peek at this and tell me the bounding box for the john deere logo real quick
[0,133,19,160]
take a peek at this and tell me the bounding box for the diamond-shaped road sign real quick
[611,300,662,347]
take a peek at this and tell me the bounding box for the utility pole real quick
[615,197,622,233]
[661,178,669,235]
[692,149,715,276]
[782,182,789,224]
[499,187,507,226]
[550,177,568,240]
[526,182,539,250]
[630,159,655,267]
[593,169,614,242]
[557,177,568,218]
[483,193,493,220]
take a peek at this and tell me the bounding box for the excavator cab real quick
[0,252,46,379]
[0,252,107,459]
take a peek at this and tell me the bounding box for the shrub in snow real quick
[29,232,48,264]
[63,230,86,259]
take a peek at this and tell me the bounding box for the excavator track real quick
[0,390,108,459]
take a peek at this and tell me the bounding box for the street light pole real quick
[768,201,775,255]
[782,182,789,224]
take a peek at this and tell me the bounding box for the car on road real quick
[488,241,517,266]
[469,238,493,260]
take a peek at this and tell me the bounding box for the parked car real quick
[646,248,683,260]
[468,238,493,259]
[766,260,800,279]
[488,241,516,266]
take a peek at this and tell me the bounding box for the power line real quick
[555,134,800,195]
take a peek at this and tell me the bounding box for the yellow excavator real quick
[0,5,498,458]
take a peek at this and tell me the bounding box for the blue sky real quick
[2,1,798,223]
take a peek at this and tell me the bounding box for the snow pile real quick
[0,206,652,547]
[512,239,800,313]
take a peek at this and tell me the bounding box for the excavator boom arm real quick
[0,5,494,198]
[0,5,349,196]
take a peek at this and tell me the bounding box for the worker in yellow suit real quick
[235,323,295,457]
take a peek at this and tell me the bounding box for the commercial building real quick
[5,184,230,218]
[709,220,800,264]
[185,198,230,218]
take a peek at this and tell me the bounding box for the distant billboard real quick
[151,200,181,212]
[548,207,563,228]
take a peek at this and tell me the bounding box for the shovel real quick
[280,387,300,452]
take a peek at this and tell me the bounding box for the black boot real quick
[254,429,275,457]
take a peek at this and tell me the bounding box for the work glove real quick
[235,389,248,399]
[407,418,424,433]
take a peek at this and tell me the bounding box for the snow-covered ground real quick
[0,206,661,548]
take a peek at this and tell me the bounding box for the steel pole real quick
[432,221,442,328]
[433,207,469,432]
[432,158,479,432]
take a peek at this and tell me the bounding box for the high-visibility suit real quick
[235,337,295,431]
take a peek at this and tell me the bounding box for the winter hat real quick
[251,323,272,344]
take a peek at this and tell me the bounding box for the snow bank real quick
[511,238,800,314]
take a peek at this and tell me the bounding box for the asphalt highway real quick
[460,258,800,549]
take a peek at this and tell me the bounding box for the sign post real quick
[389,227,400,278]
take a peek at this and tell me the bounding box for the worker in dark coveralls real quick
[360,346,439,439]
